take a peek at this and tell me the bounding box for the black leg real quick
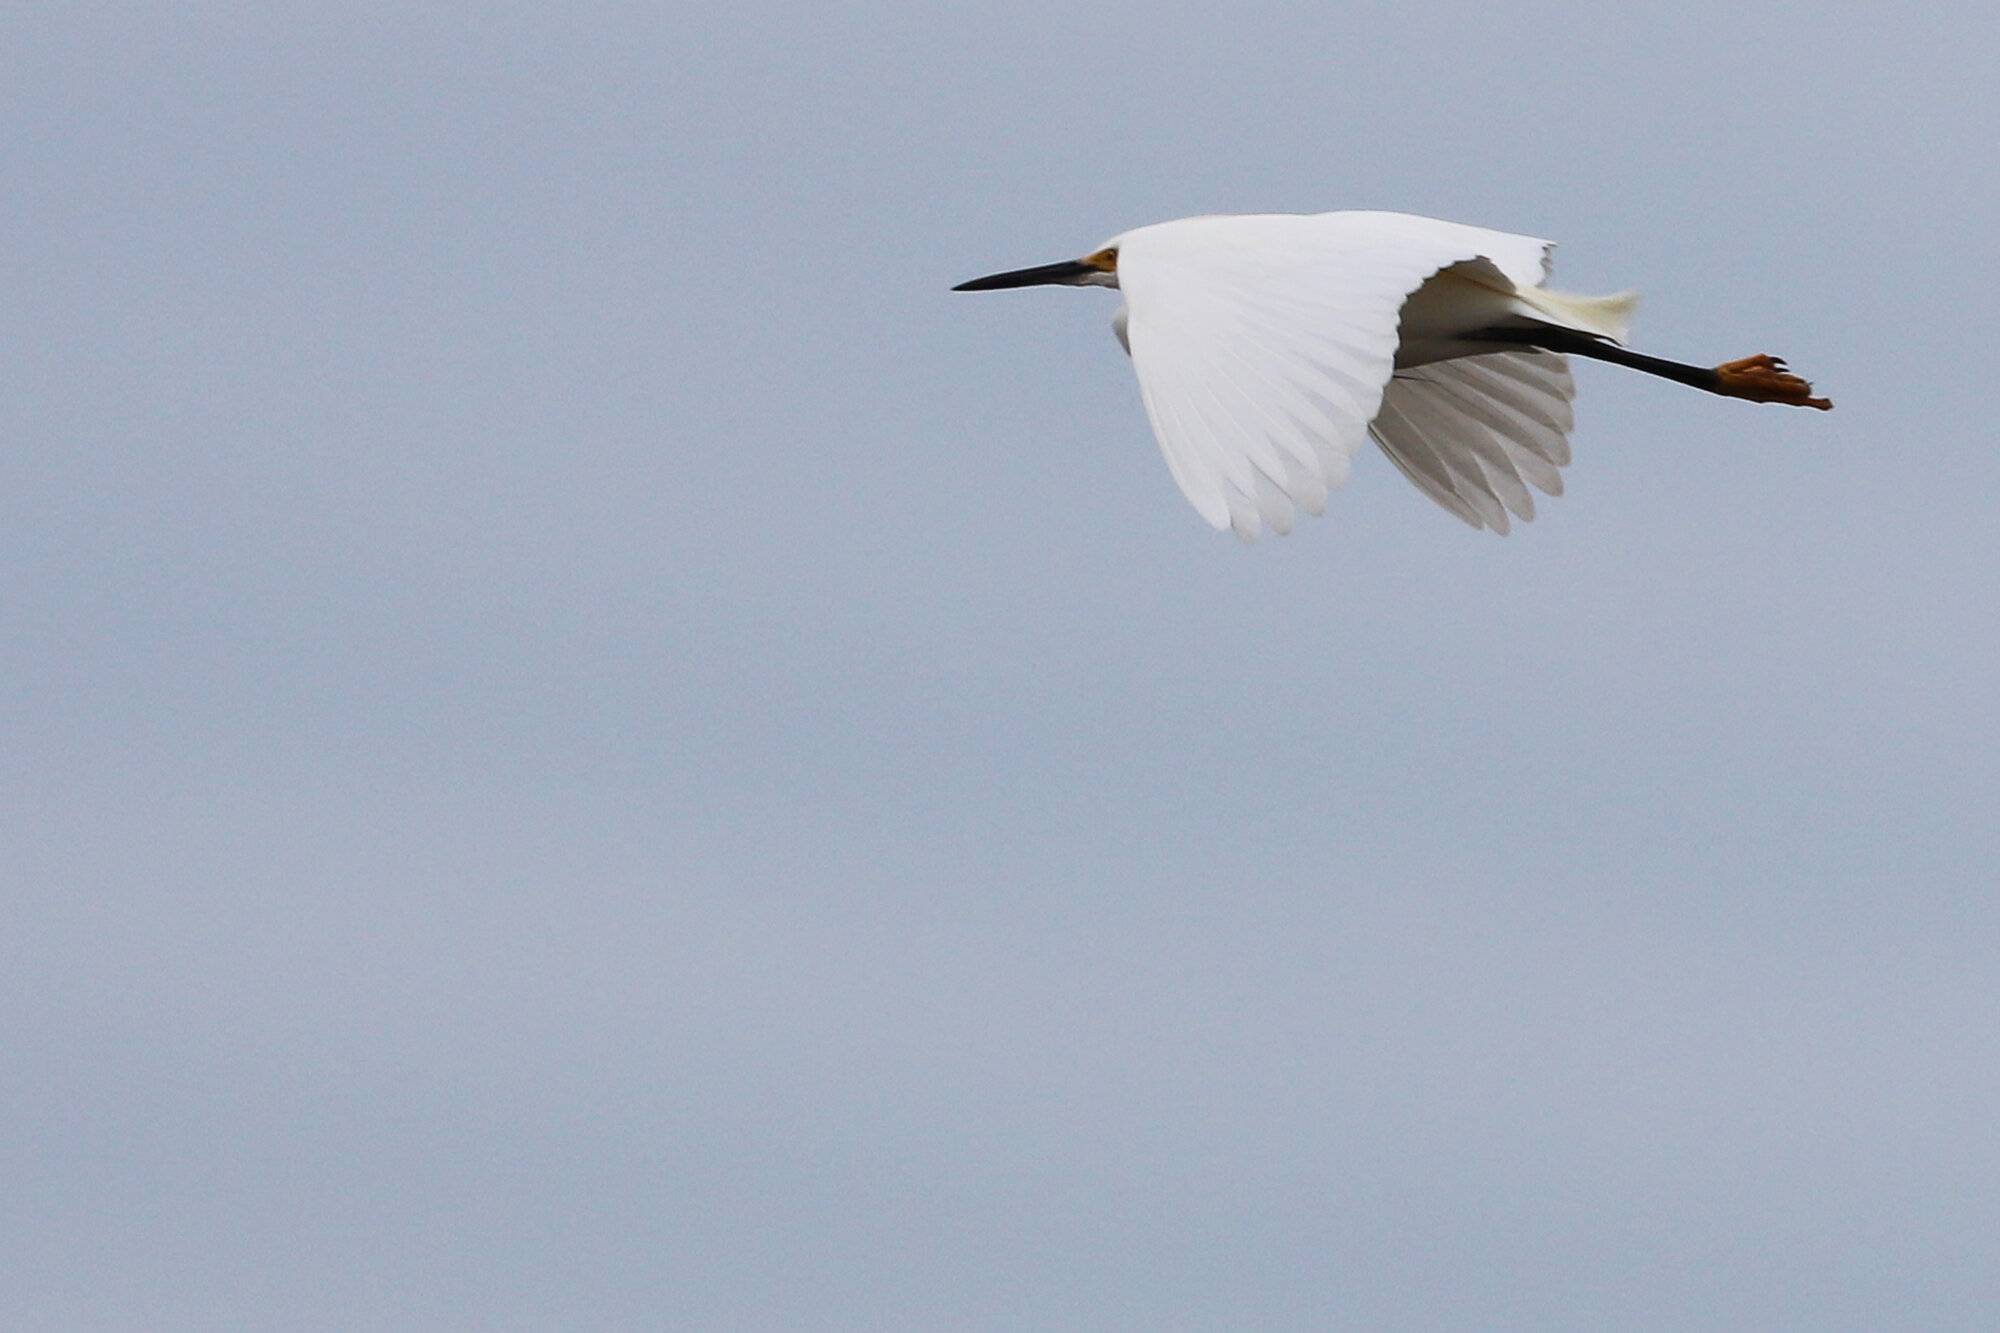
[1459,326,1832,409]
[1459,326,1722,391]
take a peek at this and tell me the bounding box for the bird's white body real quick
[1102,212,1637,538]
[962,210,1825,537]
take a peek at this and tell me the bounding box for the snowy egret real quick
[955,211,1829,539]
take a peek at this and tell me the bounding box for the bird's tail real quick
[1512,286,1641,344]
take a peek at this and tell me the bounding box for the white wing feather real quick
[1372,351,1577,534]
[1111,211,1591,540]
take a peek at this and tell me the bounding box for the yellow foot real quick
[1714,354,1832,410]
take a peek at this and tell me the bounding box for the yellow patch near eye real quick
[1082,248,1119,272]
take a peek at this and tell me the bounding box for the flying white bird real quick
[955,211,1830,540]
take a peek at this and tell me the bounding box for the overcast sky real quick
[3,3,1997,1330]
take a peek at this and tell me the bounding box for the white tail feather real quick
[1513,287,1641,343]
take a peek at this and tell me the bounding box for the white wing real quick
[1112,212,1571,540]
[1371,350,1576,534]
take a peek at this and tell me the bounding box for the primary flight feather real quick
[955,211,1829,541]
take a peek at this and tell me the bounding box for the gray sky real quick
[3,3,1997,1329]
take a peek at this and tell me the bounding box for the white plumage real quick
[1116,212,1607,539]
[956,210,1827,541]
[1371,351,1573,535]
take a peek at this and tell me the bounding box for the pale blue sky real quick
[3,4,1997,1329]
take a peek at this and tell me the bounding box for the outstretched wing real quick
[1113,211,1562,540]
[1371,350,1576,535]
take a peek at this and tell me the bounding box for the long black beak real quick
[952,259,1099,292]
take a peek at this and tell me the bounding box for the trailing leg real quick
[1463,327,1831,410]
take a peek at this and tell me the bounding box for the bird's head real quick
[953,246,1119,291]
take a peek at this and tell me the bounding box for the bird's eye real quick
[1084,248,1119,272]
